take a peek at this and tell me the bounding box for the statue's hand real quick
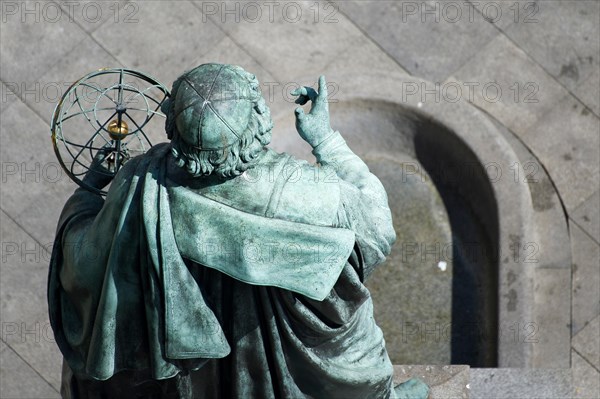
[291,76,334,148]
[81,146,115,190]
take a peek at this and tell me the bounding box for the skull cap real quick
[173,64,259,151]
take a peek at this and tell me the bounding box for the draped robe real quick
[49,132,397,398]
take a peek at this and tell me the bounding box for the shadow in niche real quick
[276,99,501,366]
[413,118,499,367]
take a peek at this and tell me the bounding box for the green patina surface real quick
[49,64,428,398]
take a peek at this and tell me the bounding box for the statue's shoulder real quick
[166,147,341,227]
[106,143,170,201]
[259,149,341,227]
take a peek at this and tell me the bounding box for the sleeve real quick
[47,187,106,369]
[52,154,144,292]
[58,188,105,235]
[54,188,107,290]
[311,131,396,281]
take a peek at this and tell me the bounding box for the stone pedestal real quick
[393,365,470,398]
[394,365,575,399]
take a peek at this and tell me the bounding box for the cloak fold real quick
[49,144,357,381]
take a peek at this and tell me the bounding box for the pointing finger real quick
[316,76,328,109]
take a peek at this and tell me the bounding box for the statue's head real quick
[161,63,273,178]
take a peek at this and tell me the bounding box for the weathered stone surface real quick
[450,35,570,138]
[0,341,60,398]
[366,155,453,365]
[198,0,369,82]
[486,113,570,266]
[466,0,528,30]
[520,93,600,212]
[574,68,600,117]
[19,36,123,123]
[429,100,536,369]
[572,350,600,399]
[572,190,600,243]
[339,0,499,82]
[58,0,128,33]
[0,97,74,245]
[323,33,409,81]
[0,210,63,391]
[504,0,600,91]
[570,224,600,335]
[572,316,600,370]
[471,368,572,399]
[480,114,573,368]
[0,1,86,85]
[92,1,225,87]
[532,267,572,368]
[393,365,470,399]
[0,81,17,115]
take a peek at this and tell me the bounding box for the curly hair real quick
[161,66,273,178]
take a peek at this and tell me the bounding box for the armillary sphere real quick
[51,68,170,195]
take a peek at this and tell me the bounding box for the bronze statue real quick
[49,64,428,398]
